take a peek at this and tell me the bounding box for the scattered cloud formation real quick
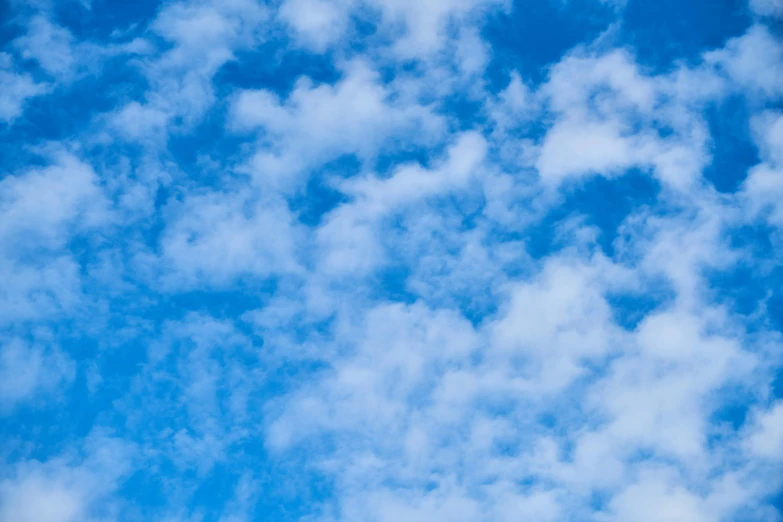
[0,1,781,521]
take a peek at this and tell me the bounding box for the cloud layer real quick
[0,1,781,521]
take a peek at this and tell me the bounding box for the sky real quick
[0,0,782,521]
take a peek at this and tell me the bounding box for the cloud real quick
[490,257,623,392]
[278,0,349,52]
[230,60,445,189]
[742,110,783,228]
[110,0,268,143]
[0,151,110,324]
[277,0,505,59]
[14,16,81,82]
[0,53,48,123]
[0,434,135,522]
[746,400,783,460]
[705,24,783,100]
[599,468,720,522]
[1,0,782,521]
[533,48,716,190]
[315,131,486,275]
[158,189,304,288]
[12,14,151,85]
[750,0,783,18]
[0,150,110,250]
[0,337,74,413]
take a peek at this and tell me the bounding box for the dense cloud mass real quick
[0,0,782,521]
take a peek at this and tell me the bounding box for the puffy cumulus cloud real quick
[230,60,445,189]
[271,172,764,521]
[110,0,268,143]
[489,257,627,392]
[0,336,74,413]
[264,228,774,521]
[13,16,85,83]
[266,301,482,448]
[0,53,48,123]
[365,0,505,60]
[0,150,110,250]
[586,307,753,462]
[158,189,304,288]
[315,131,486,275]
[0,434,135,522]
[0,151,110,324]
[742,111,783,229]
[704,24,783,100]
[525,21,783,192]
[1,0,783,521]
[278,0,505,59]
[278,0,350,53]
[532,48,714,190]
[597,467,746,522]
[746,400,783,461]
[0,255,82,325]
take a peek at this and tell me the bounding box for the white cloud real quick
[278,0,349,52]
[14,16,79,82]
[1,1,782,522]
[533,48,715,190]
[590,308,753,461]
[705,24,783,100]
[266,300,482,452]
[110,313,264,483]
[0,151,110,250]
[599,469,712,522]
[158,189,303,288]
[12,15,151,85]
[0,337,74,413]
[536,117,653,183]
[0,256,82,325]
[742,111,783,228]
[0,53,48,123]
[0,435,135,522]
[750,0,783,16]
[217,473,260,522]
[110,101,170,142]
[315,131,485,275]
[110,0,268,142]
[746,400,783,460]
[368,0,505,60]
[231,60,445,189]
[490,257,624,392]
[277,0,505,59]
[0,151,109,323]
[0,473,82,522]
[251,17,783,520]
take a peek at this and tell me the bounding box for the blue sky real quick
[1,0,782,521]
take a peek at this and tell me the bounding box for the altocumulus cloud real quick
[0,0,782,521]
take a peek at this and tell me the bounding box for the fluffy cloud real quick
[705,25,783,100]
[315,131,486,275]
[0,435,135,522]
[0,337,74,413]
[110,0,268,143]
[0,53,48,123]
[278,0,504,58]
[0,151,109,324]
[230,60,445,189]
[742,110,783,228]
[0,0,781,521]
[158,189,303,288]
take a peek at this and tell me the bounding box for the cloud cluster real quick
[0,1,781,521]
